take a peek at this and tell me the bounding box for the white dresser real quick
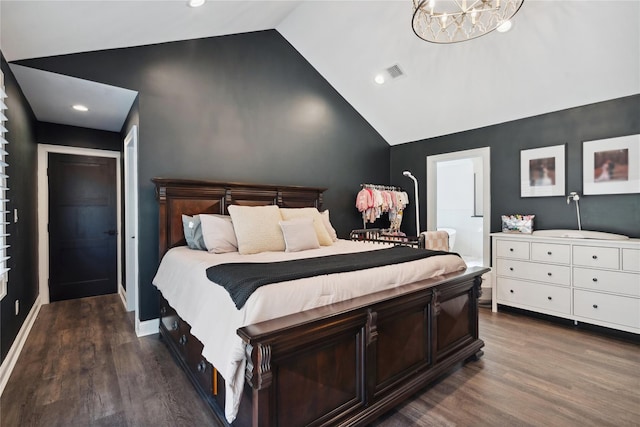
[491,232,640,334]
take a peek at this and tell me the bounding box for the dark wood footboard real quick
[159,267,488,427]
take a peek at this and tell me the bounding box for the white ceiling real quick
[9,64,138,132]
[1,0,639,144]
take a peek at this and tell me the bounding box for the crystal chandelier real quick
[412,0,524,43]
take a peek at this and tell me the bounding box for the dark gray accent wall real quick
[16,30,390,321]
[36,122,122,151]
[0,53,39,363]
[390,95,640,238]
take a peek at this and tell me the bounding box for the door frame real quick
[124,125,138,316]
[37,144,122,305]
[426,147,491,268]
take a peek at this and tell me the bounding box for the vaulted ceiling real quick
[1,0,638,145]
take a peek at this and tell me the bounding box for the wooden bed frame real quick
[153,178,489,427]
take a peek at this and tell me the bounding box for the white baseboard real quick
[0,295,42,397]
[136,317,159,337]
[118,284,127,309]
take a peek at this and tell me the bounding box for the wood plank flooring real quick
[1,295,638,426]
[1,295,215,427]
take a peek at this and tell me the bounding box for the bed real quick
[152,178,489,427]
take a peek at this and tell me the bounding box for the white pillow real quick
[227,205,285,254]
[200,214,238,254]
[320,209,338,242]
[280,207,333,246]
[279,218,320,252]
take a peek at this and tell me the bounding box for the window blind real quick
[0,70,9,299]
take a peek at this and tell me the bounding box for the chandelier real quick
[412,0,524,43]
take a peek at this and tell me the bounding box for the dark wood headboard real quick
[152,178,327,258]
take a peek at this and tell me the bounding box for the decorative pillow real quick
[227,205,286,254]
[279,207,333,246]
[320,209,338,242]
[279,218,320,252]
[200,214,238,254]
[181,214,207,250]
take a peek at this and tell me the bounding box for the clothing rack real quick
[356,184,408,229]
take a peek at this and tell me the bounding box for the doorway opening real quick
[37,145,122,305]
[426,147,491,300]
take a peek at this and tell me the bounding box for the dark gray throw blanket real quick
[206,246,456,309]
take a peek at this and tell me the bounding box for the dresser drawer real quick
[573,267,640,297]
[496,240,530,260]
[574,290,640,329]
[573,246,619,269]
[496,259,570,286]
[531,243,570,264]
[622,248,640,272]
[497,278,570,314]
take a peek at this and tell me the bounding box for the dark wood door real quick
[48,153,117,302]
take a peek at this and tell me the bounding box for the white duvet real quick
[152,240,466,423]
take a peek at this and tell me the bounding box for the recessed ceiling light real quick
[72,104,89,112]
[374,74,385,85]
[496,20,513,33]
[187,0,205,7]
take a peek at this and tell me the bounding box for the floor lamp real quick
[403,171,420,236]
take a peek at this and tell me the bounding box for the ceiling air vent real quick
[386,64,404,79]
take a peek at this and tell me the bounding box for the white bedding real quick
[152,239,466,422]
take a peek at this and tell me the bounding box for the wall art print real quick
[583,134,640,195]
[520,144,566,197]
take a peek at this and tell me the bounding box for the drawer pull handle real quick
[547,296,552,300]
[592,304,598,309]
[547,251,552,255]
[509,248,514,252]
[509,267,514,271]
[547,272,552,276]
[172,320,179,331]
[592,255,598,260]
[197,360,207,373]
[592,277,598,282]
[510,289,514,293]
[179,335,188,346]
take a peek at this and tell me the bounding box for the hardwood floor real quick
[1,295,215,427]
[372,308,639,427]
[1,295,638,426]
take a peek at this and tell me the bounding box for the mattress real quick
[152,239,466,422]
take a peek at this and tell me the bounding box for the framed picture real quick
[521,144,566,197]
[583,134,640,195]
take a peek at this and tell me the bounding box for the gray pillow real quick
[182,214,207,250]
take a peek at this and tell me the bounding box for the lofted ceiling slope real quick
[1,0,638,144]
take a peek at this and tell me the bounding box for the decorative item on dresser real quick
[152,178,489,427]
[492,232,640,334]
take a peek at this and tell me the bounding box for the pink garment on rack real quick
[355,188,373,212]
